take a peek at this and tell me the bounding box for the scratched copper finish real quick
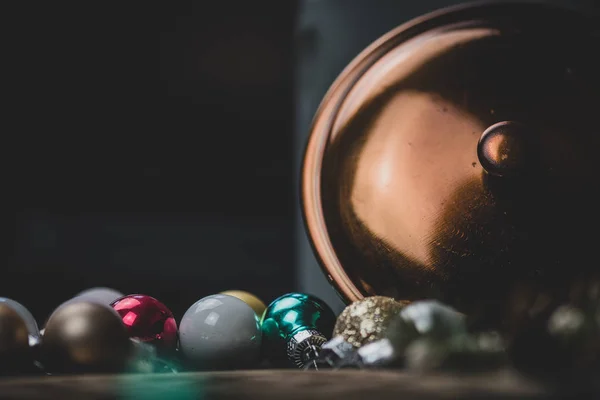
[302,2,600,329]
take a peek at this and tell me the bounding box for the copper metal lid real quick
[302,1,600,327]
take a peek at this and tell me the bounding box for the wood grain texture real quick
[0,369,598,400]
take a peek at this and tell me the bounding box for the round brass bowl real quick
[301,1,600,328]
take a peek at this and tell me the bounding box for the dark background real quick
[2,0,598,324]
[2,2,297,321]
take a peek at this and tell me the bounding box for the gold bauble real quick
[220,290,266,318]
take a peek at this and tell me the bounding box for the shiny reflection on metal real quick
[478,121,531,178]
[41,302,132,373]
[301,1,600,329]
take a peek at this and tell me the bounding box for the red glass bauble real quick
[111,294,178,353]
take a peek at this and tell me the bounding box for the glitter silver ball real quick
[333,296,405,348]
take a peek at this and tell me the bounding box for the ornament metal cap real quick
[287,329,328,368]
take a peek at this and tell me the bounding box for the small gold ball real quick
[220,290,266,318]
[333,296,405,348]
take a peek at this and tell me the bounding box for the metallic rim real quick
[300,1,586,305]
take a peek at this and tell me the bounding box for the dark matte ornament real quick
[301,1,600,331]
[0,304,32,374]
[41,301,132,373]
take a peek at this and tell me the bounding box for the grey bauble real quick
[179,294,261,370]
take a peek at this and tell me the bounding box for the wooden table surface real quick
[0,369,598,400]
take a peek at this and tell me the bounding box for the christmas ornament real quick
[404,332,506,372]
[111,294,178,354]
[41,301,132,373]
[304,335,355,370]
[74,287,124,306]
[0,297,40,344]
[333,296,405,348]
[179,294,261,370]
[300,1,600,330]
[386,300,465,352]
[509,303,600,379]
[0,304,31,373]
[347,338,402,369]
[311,338,404,370]
[220,290,266,317]
[261,292,336,368]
